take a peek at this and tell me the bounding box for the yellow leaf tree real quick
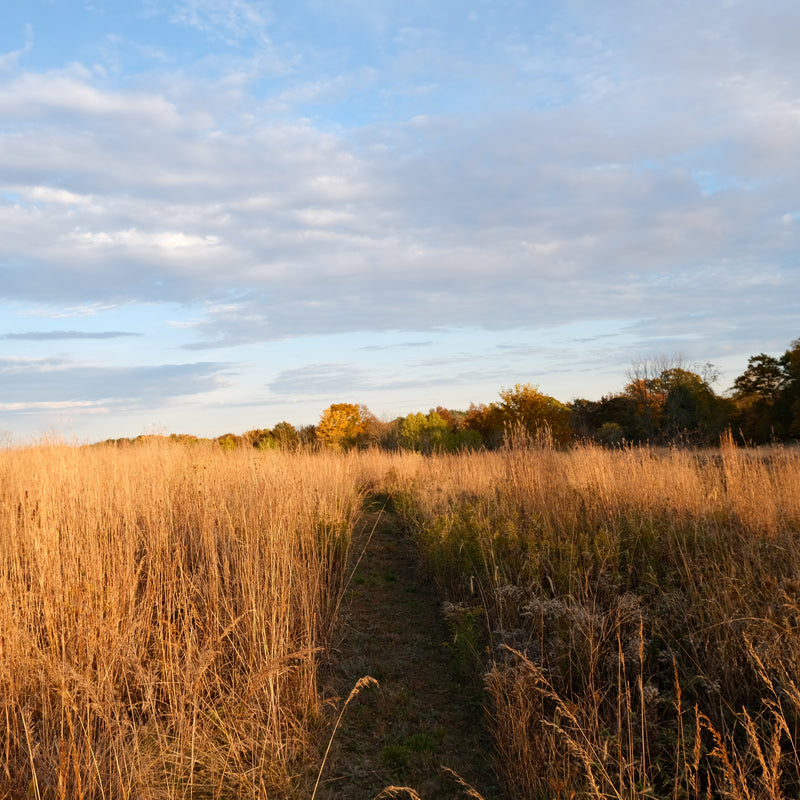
[316,403,366,450]
[498,383,573,445]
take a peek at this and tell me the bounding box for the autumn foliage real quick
[316,403,367,450]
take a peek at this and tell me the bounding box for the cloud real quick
[0,357,231,406]
[269,363,373,396]
[23,304,120,318]
[168,0,273,45]
[267,356,515,399]
[0,69,182,127]
[0,24,33,72]
[0,400,109,413]
[0,331,141,341]
[359,340,433,351]
[0,0,798,354]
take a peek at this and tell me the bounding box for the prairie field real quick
[381,435,800,799]
[1,437,800,798]
[0,442,363,799]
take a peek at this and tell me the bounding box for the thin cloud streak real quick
[1,331,141,340]
[0,357,232,406]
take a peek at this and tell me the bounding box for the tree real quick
[399,411,450,453]
[356,413,402,450]
[216,432,242,450]
[433,406,467,430]
[297,425,318,447]
[733,354,786,405]
[569,394,640,441]
[498,383,573,445]
[243,428,276,450]
[463,402,505,448]
[780,338,800,437]
[732,352,790,442]
[622,358,728,444]
[352,407,396,449]
[733,339,800,441]
[597,421,625,446]
[316,403,366,450]
[271,421,299,450]
[623,358,675,440]
[659,368,728,443]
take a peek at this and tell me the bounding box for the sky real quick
[1,0,799,443]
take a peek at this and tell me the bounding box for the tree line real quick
[99,336,800,451]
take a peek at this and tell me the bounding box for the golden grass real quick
[379,437,800,799]
[0,441,362,799]
[3,436,799,799]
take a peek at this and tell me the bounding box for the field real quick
[0,442,362,798]
[1,437,799,798]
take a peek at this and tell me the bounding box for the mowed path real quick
[315,497,502,800]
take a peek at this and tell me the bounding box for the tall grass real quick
[4,437,799,798]
[0,441,362,799]
[382,437,800,799]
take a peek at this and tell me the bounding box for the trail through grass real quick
[316,495,501,799]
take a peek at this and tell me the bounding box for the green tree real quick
[316,403,366,450]
[297,425,318,447]
[732,352,790,442]
[733,353,785,404]
[569,395,640,441]
[216,433,241,451]
[659,368,729,444]
[399,411,450,453]
[780,338,800,437]
[622,359,728,444]
[463,402,505,448]
[597,421,625,446]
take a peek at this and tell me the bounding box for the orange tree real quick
[316,403,366,450]
[463,402,506,448]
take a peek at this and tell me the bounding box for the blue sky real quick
[1,0,799,443]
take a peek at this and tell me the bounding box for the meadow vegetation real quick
[0,441,362,798]
[380,433,800,799]
[1,435,799,798]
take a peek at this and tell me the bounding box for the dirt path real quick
[315,497,502,800]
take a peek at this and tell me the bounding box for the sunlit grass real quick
[0,440,361,799]
[3,436,799,798]
[381,436,800,799]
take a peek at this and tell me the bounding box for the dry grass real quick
[0,440,363,799]
[380,436,800,799]
[4,436,799,799]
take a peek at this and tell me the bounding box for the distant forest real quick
[102,336,800,451]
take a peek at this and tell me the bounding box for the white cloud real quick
[19,186,95,206]
[0,400,107,412]
[0,71,182,127]
[0,24,33,72]
[68,228,221,250]
[0,356,231,405]
[168,0,273,44]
